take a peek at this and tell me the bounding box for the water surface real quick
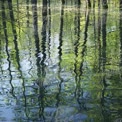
[0,1,122,122]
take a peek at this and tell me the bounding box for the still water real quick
[0,1,122,122]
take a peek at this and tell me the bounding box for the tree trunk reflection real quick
[2,1,16,98]
[101,9,109,122]
[119,8,122,80]
[56,1,64,108]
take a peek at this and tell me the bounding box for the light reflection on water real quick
[0,1,122,122]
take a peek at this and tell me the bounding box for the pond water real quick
[0,1,122,122]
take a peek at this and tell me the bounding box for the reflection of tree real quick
[93,0,95,8]
[74,5,90,110]
[38,0,47,120]
[75,0,81,5]
[87,0,91,8]
[120,0,122,9]
[80,9,90,109]
[93,6,96,42]
[101,10,107,86]
[93,1,97,70]
[98,7,102,72]
[120,8,122,83]
[120,10,122,66]
[74,3,81,100]
[61,0,65,4]
[102,0,108,9]
[32,0,39,45]
[16,0,20,34]
[55,1,64,108]
[47,0,51,58]
[1,0,16,98]
[84,9,90,44]
[100,9,109,122]
[98,0,101,8]
[32,0,47,120]
[32,0,40,77]
[50,3,64,121]
[41,0,47,62]
[8,0,29,120]
[78,0,81,5]
[26,0,29,26]
[32,0,42,120]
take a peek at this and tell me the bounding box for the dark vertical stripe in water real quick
[73,3,81,100]
[93,6,96,41]
[0,1,2,74]
[32,0,48,120]
[32,0,43,120]
[1,1,16,98]
[41,0,47,63]
[8,0,27,117]
[55,2,64,108]
[101,9,107,84]
[93,4,97,70]
[102,0,108,9]
[120,10,122,66]
[47,0,51,58]
[78,0,81,5]
[32,0,41,71]
[84,9,90,45]
[8,0,20,72]
[101,9,110,122]
[98,0,101,8]
[26,0,30,26]
[93,0,95,8]
[8,0,19,66]
[73,6,81,80]
[80,9,90,76]
[43,0,47,6]
[32,0,39,46]
[87,0,91,8]
[61,0,65,5]
[74,5,80,57]
[41,0,47,82]
[75,0,81,6]
[58,5,64,57]
[32,0,41,82]
[98,7,102,72]
[16,0,21,38]
[73,3,79,108]
[119,9,122,80]
[74,6,90,110]
[120,0,122,9]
